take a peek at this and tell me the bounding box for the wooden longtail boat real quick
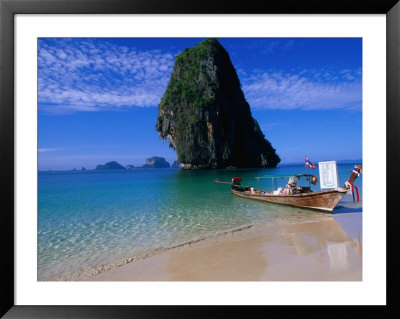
[216,165,362,213]
[230,185,347,212]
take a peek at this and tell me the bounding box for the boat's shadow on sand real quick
[332,204,362,214]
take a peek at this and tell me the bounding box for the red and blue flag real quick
[305,156,316,169]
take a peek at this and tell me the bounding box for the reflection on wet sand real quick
[263,215,362,281]
[89,213,362,281]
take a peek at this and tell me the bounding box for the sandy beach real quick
[88,203,362,282]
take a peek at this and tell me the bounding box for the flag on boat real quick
[305,156,316,169]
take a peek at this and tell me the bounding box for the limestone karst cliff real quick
[156,38,280,169]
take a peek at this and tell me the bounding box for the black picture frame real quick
[1,0,399,318]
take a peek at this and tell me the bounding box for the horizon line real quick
[38,158,362,172]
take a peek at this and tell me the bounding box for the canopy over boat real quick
[255,174,316,178]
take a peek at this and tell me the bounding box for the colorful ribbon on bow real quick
[345,179,360,202]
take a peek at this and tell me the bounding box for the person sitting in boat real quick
[284,176,302,194]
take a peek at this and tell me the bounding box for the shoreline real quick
[41,223,257,281]
[84,205,362,282]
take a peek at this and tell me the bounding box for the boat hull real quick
[231,188,348,212]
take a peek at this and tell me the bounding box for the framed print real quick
[1,0,399,318]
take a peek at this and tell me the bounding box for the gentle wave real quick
[43,223,257,281]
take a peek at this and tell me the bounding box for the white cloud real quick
[38,148,62,153]
[242,69,362,111]
[38,39,175,113]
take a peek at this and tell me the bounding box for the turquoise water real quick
[38,163,362,280]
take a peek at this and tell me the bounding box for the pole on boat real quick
[305,154,307,175]
[214,178,232,185]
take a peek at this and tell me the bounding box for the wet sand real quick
[88,203,362,281]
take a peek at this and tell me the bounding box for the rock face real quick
[156,38,280,169]
[171,160,180,168]
[142,156,170,168]
[96,161,126,170]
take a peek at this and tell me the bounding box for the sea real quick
[38,163,362,280]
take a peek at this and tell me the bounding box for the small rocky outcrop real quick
[141,156,170,168]
[95,161,126,170]
[171,160,180,168]
[156,38,280,169]
[126,165,135,169]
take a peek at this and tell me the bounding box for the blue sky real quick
[38,38,362,170]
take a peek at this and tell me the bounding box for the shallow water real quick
[38,163,362,280]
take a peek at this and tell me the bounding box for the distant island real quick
[95,161,126,170]
[171,160,180,168]
[156,38,280,169]
[141,156,170,168]
[93,158,171,170]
